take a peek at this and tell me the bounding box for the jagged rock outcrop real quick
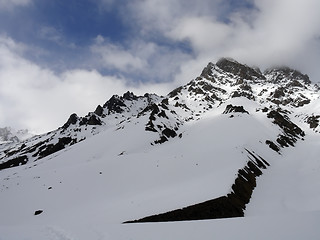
[216,58,265,81]
[1,58,318,177]
[62,113,79,129]
[264,66,311,84]
[223,104,249,114]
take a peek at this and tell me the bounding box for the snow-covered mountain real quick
[1,58,320,239]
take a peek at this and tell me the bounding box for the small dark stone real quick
[34,210,43,216]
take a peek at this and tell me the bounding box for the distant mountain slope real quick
[0,127,33,144]
[0,58,319,229]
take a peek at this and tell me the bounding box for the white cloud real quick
[90,35,191,83]
[0,0,31,10]
[91,36,146,72]
[0,35,172,133]
[125,0,320,82]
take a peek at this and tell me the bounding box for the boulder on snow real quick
[34,210,43,216]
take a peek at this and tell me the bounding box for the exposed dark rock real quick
[216,58,265,80]
[158,110,168,119]
[267,110,305,148]
[188,85,205,95]
[223,104,249,114]
[62,113,78,129]
[34,210,43,216]
[264,67,310,84]
[231,91,255,100]
[154,136,168,144]
[80,115,102,126]
[286,80,304,88]
[0,155,28,171]
[267,110,305,138]
[19,139,49,156]
[200,82,214,91]
[307,115,320,129]
[34,137,75,159]
[87,115,102,125]
[103,95,126,114]
[168,86,183,98]
[266,140,280,153]
[94,105,104,116]
[276,134,295,147]
[272,87,286,99]
[123,91,138,101]
[162,128,177,138]
[145,105,160,132]
[161,98,169,106]
[125,150,268,223]
[295,98,311,107]
[200,62,215,79]
[174,102,190,110]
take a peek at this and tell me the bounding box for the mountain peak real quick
[215,58,265,81]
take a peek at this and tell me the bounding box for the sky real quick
[1,0,320,133]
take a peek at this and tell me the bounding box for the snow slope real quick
[1,211,320,240]
[0,58,319,239]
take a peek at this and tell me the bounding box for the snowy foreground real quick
[1,211,320,240]
[1,109,319,239]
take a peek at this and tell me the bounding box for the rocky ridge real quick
[1,58,319,170]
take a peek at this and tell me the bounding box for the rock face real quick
[223,104,249,114]
[62,113,78,129]
[216,58,265,80]
[264,67,311,84]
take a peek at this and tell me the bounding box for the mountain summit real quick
[1,58,320,236]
